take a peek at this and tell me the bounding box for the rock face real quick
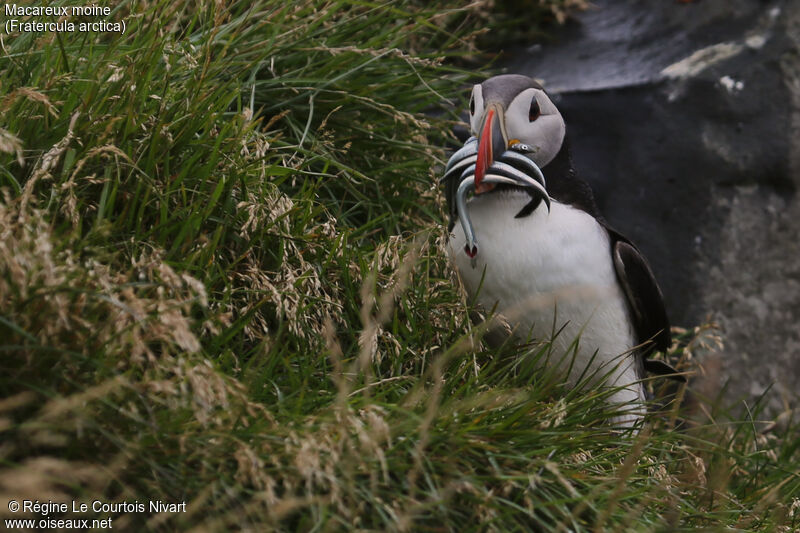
[503,0,800,410]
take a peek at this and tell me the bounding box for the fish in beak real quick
[441,93,553,268]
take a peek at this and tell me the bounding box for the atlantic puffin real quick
[442,74,681,427]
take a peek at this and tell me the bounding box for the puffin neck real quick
[542,138,604,221]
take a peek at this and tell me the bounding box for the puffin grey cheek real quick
[469,84,484,135]
[530,115,565,167]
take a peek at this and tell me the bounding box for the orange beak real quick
[474,106,507,193]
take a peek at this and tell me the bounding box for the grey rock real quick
[502,0,800,410]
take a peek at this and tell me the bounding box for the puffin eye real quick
[469,93,475,115]
[528,98,541,122]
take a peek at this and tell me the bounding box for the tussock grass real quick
[1,0,798,531]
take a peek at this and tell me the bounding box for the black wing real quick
[607,229,684,382]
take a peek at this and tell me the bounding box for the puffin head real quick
[469,74,566,193]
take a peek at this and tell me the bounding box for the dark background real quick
[502,0,800,409]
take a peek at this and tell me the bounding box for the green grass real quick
[1,0,799,531]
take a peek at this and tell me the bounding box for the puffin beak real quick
[474,104,507,193]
